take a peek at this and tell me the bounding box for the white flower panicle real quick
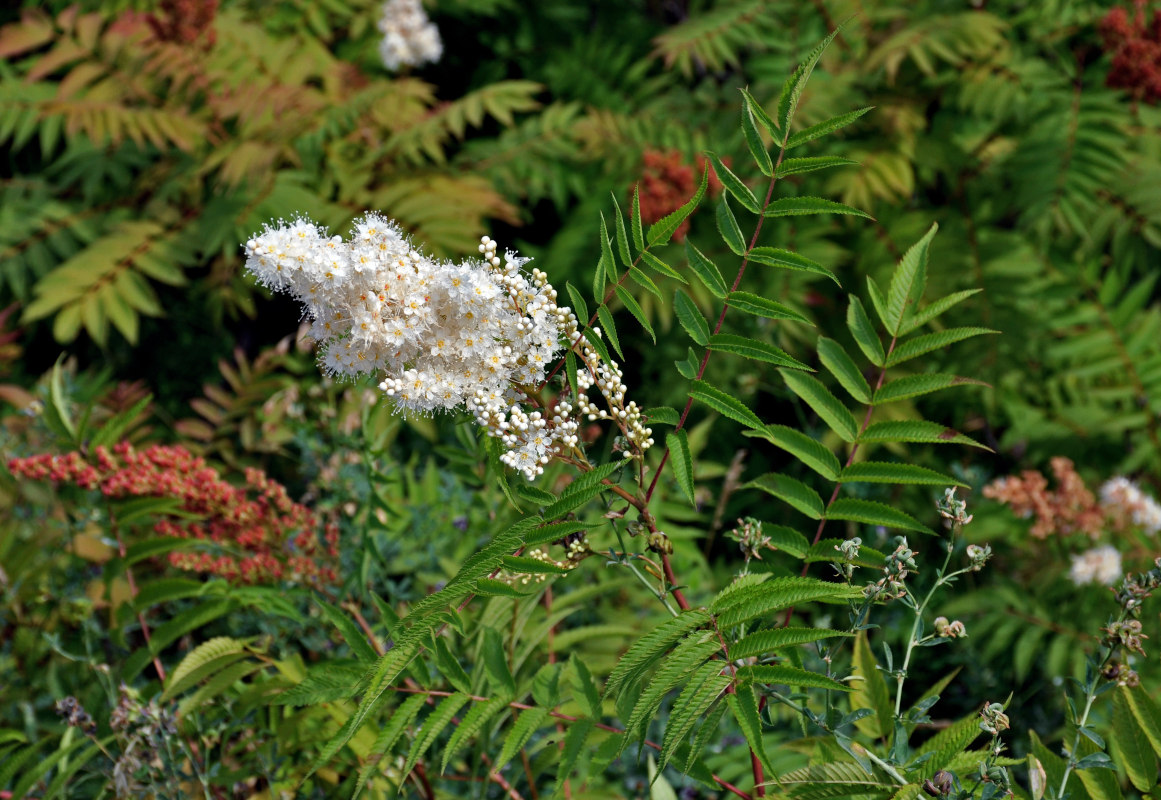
[1100,477,1161,536]
[243,213,652,479]
[1069,544,1123,586]
[378,0,441,71]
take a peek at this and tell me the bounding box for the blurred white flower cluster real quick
[378,0,442,71]
[244,214,652,479]
[1069,544,1123,586]
[1101,477,1161,536]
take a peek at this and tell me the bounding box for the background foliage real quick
[2,0,1161,798]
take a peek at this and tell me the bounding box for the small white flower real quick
[1069,545,1123,586]
[378,0,442,71]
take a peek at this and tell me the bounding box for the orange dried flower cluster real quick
[8,442,339,586]
[1100,1,1161,104]
[982,456,1105,539]
[634,150,724,243]
[145,0,218,48]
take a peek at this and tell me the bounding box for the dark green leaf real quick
[874,373,987,404]
[674,289,710,346]
[597,305,623,360]
[826,498,934,534]
[615,286,655,343]
[846,297,885,366]
[716,195,747,256]
[781,369,859,442]
[667,430,696,506]
[727,291,811,324]
[708,333,811,370]
[685,240,728,298]
[611,195,633,267]
[631,185,645,252]
[743,424,840,480]
[886,223,937,336]
[708,152,759,212]
[689,380,763,429]
[839,461,967,488]
[786,107,873,149]
[763,196,871,220]
[775,156,858,177]
[744,473,824,519]
[818,337,871,403]
[740,98,774,177]
[858,420,988,449]
[565,282,589,324]
[886,327,997,367]
[640,250,687,283]
[648,163,709,247]
[747,246,839,285]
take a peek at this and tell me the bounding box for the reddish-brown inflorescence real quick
[983,456,1106,539]
[633,150,724,243]
[1100,1,1161,104]
[145,0,219,48]
[8,442,339,586]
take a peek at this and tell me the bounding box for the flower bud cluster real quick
[244,215,651,479]
[933,616,967,638]
[834,536,861,580]
[8,442,339,587]
[865,536,916,601]
[1103,660,1141,687]
[965,543,992,571]
[1115,557,1161,614]
[1104,618,1149,656]
[55,696,97,734]
[936,487,973,528]
[377,0,441,71]
[979,701,1010,735]
[728,517,771,562]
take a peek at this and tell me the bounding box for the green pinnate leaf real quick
[728,687,775,775]
[615,286,655,343]
[482,627,517,698]
[611,195,633,267]
[565,282,589,324]
[786,107,873,149]
[599,212,617,280]
[667,430,697,506]
[885,223,938,336]
[744,473,824,519]
[628,266,662,300]
[495,706,550,771]
[731,627,852,660]
[685,240,728,298]
[776,156,859,177]
[570,654,602,718]
[858,420,988,449]
[850,630,892,738]
[716,195,747,256]
[648,163,708,247]
[631,185,645,252]
[736,664,852,692]
[839,462,967,488]
[899,289,983,335]
[689,380,763,430]
[708,152,759,212]
[780,369,859,442]
[659,664,730,774]
[1113,687,1157,792]
[742,424,840,480]
[826,498,934,534]
[886,327,997,367]
[597,305,623,360]
[552,720,594,799]
[763,196,871,220]
[640,250,687,283]
[674,289,710,346]
[747,247,839,285]
[866,276,889,331]
[874,374,987,404]
[1124,685,1161,758]
[605,609,711,699]
[544,460,623,518]
[818,337,872,403]
[740,99,774,177]
[846,297,885,366]
[402,692,471,778]
[707,333,811,370]
[727,291,811,324]
[441,697,509,774]
[740,86,778,136]
[776,27,841,138]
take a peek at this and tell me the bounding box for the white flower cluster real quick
[1069,544,1123,586]
[378,0,442,71]
[243,213,651,479]
[1100,477,1161,536]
